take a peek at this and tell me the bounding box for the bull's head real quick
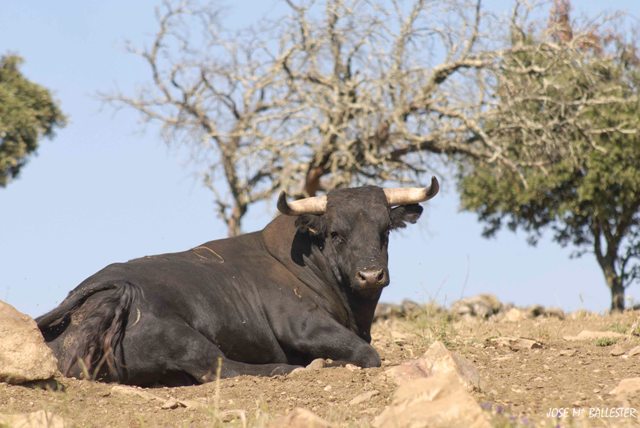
[277,177,439,297]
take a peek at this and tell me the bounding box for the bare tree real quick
[104,1,301,235]
[106,0,633,235]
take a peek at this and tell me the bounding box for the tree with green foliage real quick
[0,54,66,187]
[458,1,640,311]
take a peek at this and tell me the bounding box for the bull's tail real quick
[36,281,141,381]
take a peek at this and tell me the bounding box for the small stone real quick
[345,364,361,371]
[288,367,307,376]
[349,390,380,406]
[627,345,640,356]
[178,399,206,409]
[488,336,543,351]
[323,385,332,392]
[306,358,326,370]
[161,398,182,410]
[111,385,160,402]
[559,349,577,357]
[220,410,246,422]
[610,345,626,356]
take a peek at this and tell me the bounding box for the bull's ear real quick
[390,204,423,230]
[295,214,326,237]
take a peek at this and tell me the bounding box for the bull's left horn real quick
[383,176,439,206]
[277,192,327,215]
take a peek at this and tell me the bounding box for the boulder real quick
[0,300,58,384]
[373,373,490,428]
[609,378,640,399]
[386,340,482,392]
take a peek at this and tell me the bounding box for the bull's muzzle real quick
[355,268,389,289]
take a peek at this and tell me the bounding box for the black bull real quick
[37,179,438,386]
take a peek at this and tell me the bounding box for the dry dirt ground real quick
[2,307,640,427]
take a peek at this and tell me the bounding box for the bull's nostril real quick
[356,269,387,288]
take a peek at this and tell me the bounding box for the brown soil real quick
[2,308,640,427]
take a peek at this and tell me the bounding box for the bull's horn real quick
[383,176,439,206]
[277,191,327,215]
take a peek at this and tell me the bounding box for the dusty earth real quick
[2,305,640,427]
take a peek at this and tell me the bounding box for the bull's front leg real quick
[274,312,381,368]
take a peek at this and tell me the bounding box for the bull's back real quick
[62,232,291,364]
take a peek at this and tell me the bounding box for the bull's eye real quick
[331,231,344,245]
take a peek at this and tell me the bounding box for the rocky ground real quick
[2,297,640,427]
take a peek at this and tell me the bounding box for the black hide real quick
[36,186,424,386]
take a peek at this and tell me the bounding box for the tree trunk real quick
[609,276,625,312]
[226,204,245,237]
[602,260,625,312]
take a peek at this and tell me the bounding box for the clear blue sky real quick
[0,1,638,317]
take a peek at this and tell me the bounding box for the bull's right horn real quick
[277,192,327,216]
[383,176,439,206]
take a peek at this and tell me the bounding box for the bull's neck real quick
[304,245,381,341]
[262,215,380,339]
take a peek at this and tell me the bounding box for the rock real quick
[451,294,502,319]
[386,340,481,392]
[627,345,640,356]
[177,399,207,409]
[559,349,577,357]
[502,308,527,322]
[543,307,565,319]
[526,304,545,318]
[373,300,425,321]
[610,345,626,356]
[373,373,490,428]
[306,358,327,370]
[487,336,543,351]
[0,300,58,384]
[219,409,247,423]
[0,410,65,428]
[288,367,307,376]
[400,299,420,315]
[349,390,380,406]
[609,378,640,399]
[161,398,183,410]
[111,385,161,401]
[270,408,333,428]
[374,303,404,321]
[563,330,626,341]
